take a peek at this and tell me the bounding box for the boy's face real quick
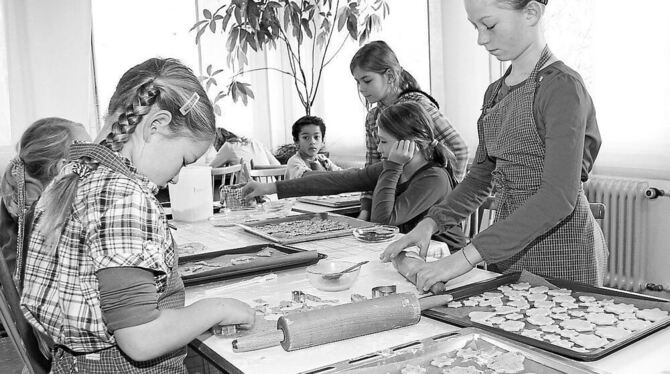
[296,124,323,158]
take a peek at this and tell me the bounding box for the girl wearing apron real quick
[381,0,608,288]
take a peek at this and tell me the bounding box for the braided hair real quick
[38,58,216,248]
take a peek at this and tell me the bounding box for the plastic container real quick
[168,166,213,222]
[352,225,399,243]
[306,260,361,292]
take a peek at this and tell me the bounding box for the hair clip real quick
[179,92,200,115]
[71,162,93,179]
[430,139,438,147]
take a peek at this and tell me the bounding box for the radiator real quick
[584,176,650,291]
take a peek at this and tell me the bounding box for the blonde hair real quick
[37,58,216,247]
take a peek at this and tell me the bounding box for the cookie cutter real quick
[292,290,305,303]
[371,285,397,298]
[211,324,237,336]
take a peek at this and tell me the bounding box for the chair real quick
[463,196,497,242]
[0,252,50,374]
[247,166,287,184]
[211,164,242,201]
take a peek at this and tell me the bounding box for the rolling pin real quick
[392,251,446,295]
[232,292,453,352]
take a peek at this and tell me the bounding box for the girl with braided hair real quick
[21,58,255,373]
[243,102,466,249]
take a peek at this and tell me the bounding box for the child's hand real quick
[241,181,277,202]
[216,298,256,330]
[388,140,416,165]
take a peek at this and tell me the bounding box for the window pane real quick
[545,0,670,178]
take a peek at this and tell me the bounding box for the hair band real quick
[430,139,438,147]
[179,92,200,115]
[71,162,93,179]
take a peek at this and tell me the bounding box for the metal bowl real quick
[306,260,361,292]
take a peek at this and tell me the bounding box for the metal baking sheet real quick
[422,271,670,361]
[178,243,325,286]
[297,193,362,208]
[302,327,599,373]
[238,212,375,244]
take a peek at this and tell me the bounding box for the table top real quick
[171,218,670,374]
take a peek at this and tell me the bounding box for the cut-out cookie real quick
[636,308,669,322]
[585,313,618,326]
[595,326,632,340]
[571,334,609,349]
[499,320,525,332]
[527,315,554,326]
[560,319,595,332]
[618,318,652,331]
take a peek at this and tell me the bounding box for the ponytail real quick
[397,69,420,92]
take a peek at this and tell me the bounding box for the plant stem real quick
[230,67,304,85]
[310,0,341,109]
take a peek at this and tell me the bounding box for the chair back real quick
[0,251,50,373]
[247,166,287,184]
[211,164,243,201]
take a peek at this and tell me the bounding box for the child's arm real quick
[371,164,451,226]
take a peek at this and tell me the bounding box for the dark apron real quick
[477,47,607,285]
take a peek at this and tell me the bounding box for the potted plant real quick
[191,0,389,116]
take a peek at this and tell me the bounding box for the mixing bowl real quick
[306,260,361,291]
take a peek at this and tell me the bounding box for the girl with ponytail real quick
[350,40,469,222]
[1,117,89,284]
[242,101,466,249]
[21,58,255,373]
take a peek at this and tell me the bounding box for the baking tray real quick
[302,327,599,373]
[238,212,375,244]
[297,193,361,208]
[178,243,326,286]
[423,271,670,361]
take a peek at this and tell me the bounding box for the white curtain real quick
[2,0,97,144]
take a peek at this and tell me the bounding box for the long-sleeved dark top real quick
[428,61,601,263]
[276,160,465,247]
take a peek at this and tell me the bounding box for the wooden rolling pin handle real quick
[418,294,454,310]
[231,329,285,353]
[429,281,446,295]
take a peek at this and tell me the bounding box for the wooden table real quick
[171,219,670,374]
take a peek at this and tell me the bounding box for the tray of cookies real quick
[238,212,375,244]
[422,271,670,361]
[297,193,362,208]
[178,243,325,286]
[302,327,599,373]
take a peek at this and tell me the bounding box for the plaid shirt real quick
[361,91,469,209]
[21,156,183,353]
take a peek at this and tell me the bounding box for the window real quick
[0,3,10,146]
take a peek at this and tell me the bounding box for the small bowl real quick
[262,199,294,216]
[306,260,361,292]
[352,225,399,243]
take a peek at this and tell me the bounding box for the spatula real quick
[322,260,369,280]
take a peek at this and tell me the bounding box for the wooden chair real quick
[211,164,242,201]
[0,253,50,374]
[247,166,287,184]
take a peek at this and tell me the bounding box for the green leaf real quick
[189,19,208,32]
[203,9,212,19]
[214,14,224,21]
[320,17,331,31]
[301,18,312,39]
[246,87,255,99]
[214,91,227,103]
[246,31,258,52]
[206,79,214,91]
[337,6,348,31]
[234,7,242,25]
[195,25,208,44]
[214,104,222,116]
[210,78,218,87]
[317,30,328,47]
[226,27,239,52]
[241,92,249,105]
[212,68,224,76]
[231,83,239,102]
[209,20,217,33]
[283,5,290,29]
[206,64,213,76]
[346,13,357,40]
[222,12,232,30]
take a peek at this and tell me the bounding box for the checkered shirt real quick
[21,156,183,353]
